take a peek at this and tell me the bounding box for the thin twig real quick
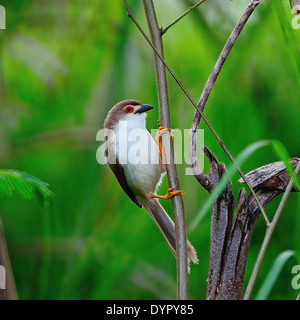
[195,0,260,111]
[161,0,207,35]
[123,0,266,225]
[244,161,300,300]
[142,0,189,300]
[189,0,269,226]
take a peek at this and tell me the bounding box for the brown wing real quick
[108,160,142,208]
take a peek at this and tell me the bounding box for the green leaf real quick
[254,250,295,300]
[188,140,270,231]
[0,170,53,207]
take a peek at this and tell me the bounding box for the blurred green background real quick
[0,0,299,300]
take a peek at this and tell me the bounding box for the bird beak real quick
[134,104,154,114]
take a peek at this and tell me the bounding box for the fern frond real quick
[0,170,53,206]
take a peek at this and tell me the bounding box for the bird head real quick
[104,99,154,129]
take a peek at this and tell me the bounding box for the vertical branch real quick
[217,189,280,300]
[142,0,189,300]
[206,159,300,299]
[0,216,18,300]
[203,149,235,300]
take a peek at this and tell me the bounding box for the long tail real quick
[143,198,198,268]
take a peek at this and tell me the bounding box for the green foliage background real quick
[0,0,299,299]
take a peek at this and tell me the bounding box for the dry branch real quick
[203,148,234,299]
[204,156,300,300]
[190,0,261,173]
[189,0,268,224]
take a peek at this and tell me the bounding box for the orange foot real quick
[151,187,185,200]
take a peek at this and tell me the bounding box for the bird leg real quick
[155,127,172,170]
[155,127,172,158]
[151,187,185,200]
[154,128,185,199]
[155,126,172,144]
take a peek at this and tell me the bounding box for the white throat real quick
[111,113,162,199]
[120,112,147,130]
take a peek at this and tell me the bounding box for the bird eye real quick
[125,106,134,113]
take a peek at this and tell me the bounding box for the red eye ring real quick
[125,106,134,113]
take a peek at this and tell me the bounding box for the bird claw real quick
[151,187,185,200]
[155,127,173,144]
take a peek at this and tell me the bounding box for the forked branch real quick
[205,155,300,300]
[123,0,298,301]
[161,0,207,35]
[124,0,267,227]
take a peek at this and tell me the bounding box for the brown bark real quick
[202,154,300,299]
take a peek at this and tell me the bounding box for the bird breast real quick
[112,119,163,199]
